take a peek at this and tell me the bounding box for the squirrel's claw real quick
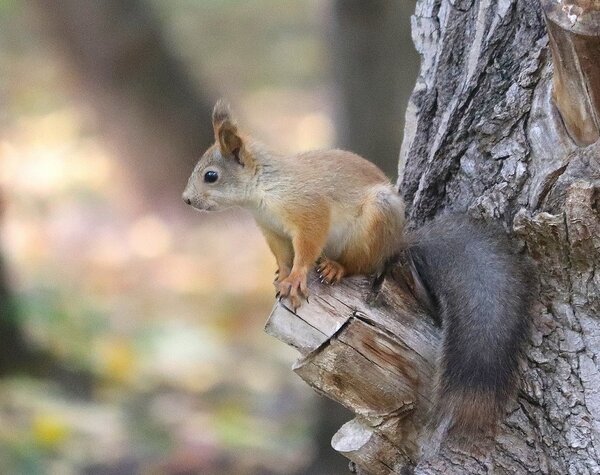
[318,259,345,286]
[277,271,308,311]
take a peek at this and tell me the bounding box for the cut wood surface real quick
[266,271,439,473]
[541,0,600,145]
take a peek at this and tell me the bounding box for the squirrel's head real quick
[182,100,257,211]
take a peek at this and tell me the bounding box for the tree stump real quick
[266,269,439,473]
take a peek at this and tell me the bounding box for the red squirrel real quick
[183,100,405,310]
[183,100,533,449]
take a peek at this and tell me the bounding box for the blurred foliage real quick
[0,0,417,471]
[150,0,326,92]
[0,1,335,473]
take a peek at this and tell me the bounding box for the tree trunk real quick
[329,0,420,177]
[267,0,600,473]
[0,248,35,375]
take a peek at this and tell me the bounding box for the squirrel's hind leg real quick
[336,186,405,276]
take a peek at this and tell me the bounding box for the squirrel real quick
[182,100,533,449]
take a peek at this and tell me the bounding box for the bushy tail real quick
[406,216,534,446]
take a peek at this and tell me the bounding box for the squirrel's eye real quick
[204,171,219,183]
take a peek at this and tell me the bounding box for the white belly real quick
[253,208,289,236]
[323,207,355,259]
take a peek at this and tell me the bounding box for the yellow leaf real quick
[98,339,136,383]
[32,413,69,448]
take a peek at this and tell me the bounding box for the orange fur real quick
[260,227,293,282]
[182,101,405,310]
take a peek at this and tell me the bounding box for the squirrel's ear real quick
[212,100,243,163]
[212,99,233,128]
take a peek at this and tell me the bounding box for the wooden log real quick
[265,266,440,470]
[331,418,412,475]
[541,0,600,145]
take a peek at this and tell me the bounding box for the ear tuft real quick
[212,99,234,126]
[212,99,244,161]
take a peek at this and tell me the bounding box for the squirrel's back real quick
[264,148,390,200]
[406,216,533,445]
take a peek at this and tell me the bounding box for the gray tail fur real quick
[406,216,534,445]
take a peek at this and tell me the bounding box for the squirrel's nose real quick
[182,192,192,205]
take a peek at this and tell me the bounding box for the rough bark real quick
[267,0,600,473]
[398,0,600,472]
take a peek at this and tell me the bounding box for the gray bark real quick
[401,2,600,472]
[267,0,600,473]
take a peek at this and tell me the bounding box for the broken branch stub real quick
[265,268,440,472]
[541,0,600,145]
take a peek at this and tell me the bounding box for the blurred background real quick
[0,1,418,473]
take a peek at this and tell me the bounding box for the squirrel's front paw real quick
[277,271,308,311]
[316,259,346,285]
